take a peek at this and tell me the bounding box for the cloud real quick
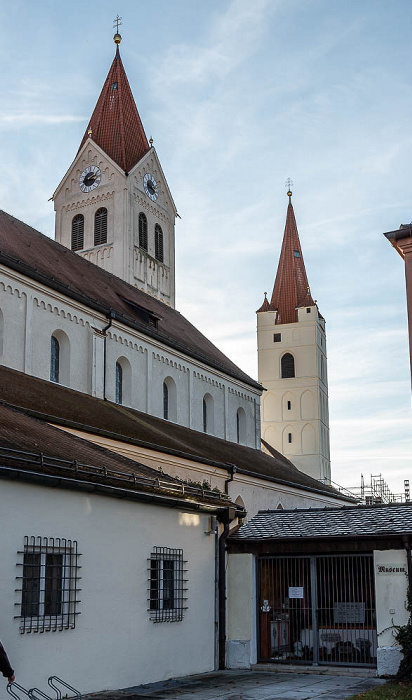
[0,114,85,128]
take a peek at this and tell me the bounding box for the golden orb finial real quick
[285,177,293,200]
[149,136,154,147]
[87,127,93,138]
[113,15,122,45]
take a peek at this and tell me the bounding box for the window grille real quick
[163,381,169,420]
[50,336,60,383]
[16,536,81,633]
[281,353,295,378]
[155,224,164,262]
[115,362,123,404]
[71,215,84,251]
[148,547,187,623]
[94,208,108,246]
[138,213,148,250]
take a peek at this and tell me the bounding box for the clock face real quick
[143,173,159,201]
[79,166,101,193]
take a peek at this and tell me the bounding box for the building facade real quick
[257,191,331,482]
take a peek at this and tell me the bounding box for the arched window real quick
[50,336,60,383]
[236,407,246,445]
[202,393,214,434]
[50,330,70,386]
[94,208,108,246]
[71,214,84,251]
[163,377,177,422]
[138,212,148,250]
[155,224,164,262]
[115,362,123,404]
[281,353,295,378]
[114,357,132,406]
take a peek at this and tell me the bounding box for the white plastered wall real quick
[0,479,217,693]
[226,553,256,668]
[374,549,410,676]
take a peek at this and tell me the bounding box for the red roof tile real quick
[77,46,150,173]
[266,197,315,324]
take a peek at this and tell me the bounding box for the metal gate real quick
[258,554,377,667]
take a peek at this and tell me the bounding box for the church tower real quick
[257,188,331,482]
[53,31,177,307]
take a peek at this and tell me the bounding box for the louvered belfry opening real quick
[139,212,148,250]
[94,208,108,246]
[258,554,377,667]
[71,214,84,251]
[281,353,295,378]
[155,224,164,262]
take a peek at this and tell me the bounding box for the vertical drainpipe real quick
[102,310,114,400]
[218,505,236,670]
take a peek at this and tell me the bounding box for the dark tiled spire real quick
[78,38,150,173]
[263,193,314,324]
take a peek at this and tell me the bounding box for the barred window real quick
[71,215,84,251]
[94,208,108,246]
[138,213,148,250]
[155,224,164,262]
[148,547,187,623]
[16,536,81,633]
[281,353,295,378]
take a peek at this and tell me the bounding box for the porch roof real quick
[230,502,412,541]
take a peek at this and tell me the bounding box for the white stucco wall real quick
[226,553,255,668]
[0,479,218,694]
[374,549,409,676]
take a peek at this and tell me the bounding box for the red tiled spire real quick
[78,43,150,173]
[264,193,315,324]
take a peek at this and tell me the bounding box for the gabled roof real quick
[257,195,315,323]
[0,366,352,502]
[230,502,412,541]
[0,210,260,390]
[77,45,150,173]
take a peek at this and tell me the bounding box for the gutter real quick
[0,465,232,515]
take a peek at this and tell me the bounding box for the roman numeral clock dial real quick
[143,173,159,201]
[79,165,101,193]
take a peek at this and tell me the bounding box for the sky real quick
[0,0,411,495]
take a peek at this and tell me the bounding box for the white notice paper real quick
[288,586,304,599]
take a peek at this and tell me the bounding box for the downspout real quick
[218,506,236,670]
[102,310,114,400]
[224,464,237,495]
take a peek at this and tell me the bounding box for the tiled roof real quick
[77,47,150,173]
[0,400,233,510]
[0,210,260,390]
[261,198,315,324]
[0,366,351,502]
[230,502,412,540]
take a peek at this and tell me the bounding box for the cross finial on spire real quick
[285,177,293,200]
[113,15,122,45]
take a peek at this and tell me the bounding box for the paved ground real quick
[91,670,387,700]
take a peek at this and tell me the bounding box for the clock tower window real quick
[138,213,148,250]
[71,214,84,251]
[155,224,164,262]
[94,208,108,246]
